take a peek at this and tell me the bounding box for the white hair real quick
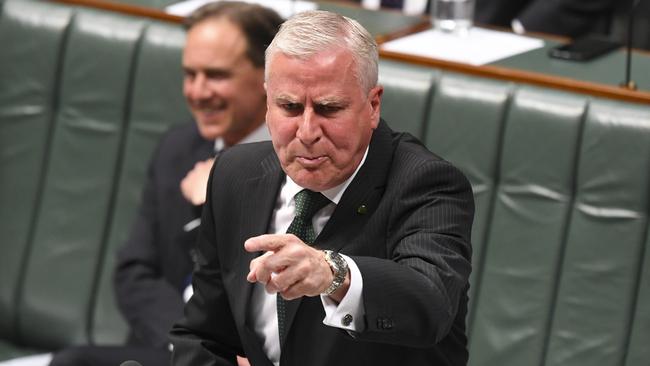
[265,10,378,93]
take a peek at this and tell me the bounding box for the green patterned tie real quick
[277,189,331,346]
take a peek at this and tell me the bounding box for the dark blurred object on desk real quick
[474,0,616,38]
[608,0,650,50]
[353,0,650,49]
[357,0,615,37]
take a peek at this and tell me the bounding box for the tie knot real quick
[293,189,330,221]
[286,189,330,245]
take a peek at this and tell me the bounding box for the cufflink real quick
[342,314,353,326]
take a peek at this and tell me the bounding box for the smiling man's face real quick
[182,18,266,145]
[265,47,382,191]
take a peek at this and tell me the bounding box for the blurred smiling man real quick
[183,7,267,146]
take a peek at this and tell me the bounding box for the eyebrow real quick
[315,97,348,107]
[273,94,350,107]
[274,94,299,103]
[183,66,230,74]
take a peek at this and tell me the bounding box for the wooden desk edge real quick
[50,0,650,105]
[380,49,650,105]
[53,0,183,23]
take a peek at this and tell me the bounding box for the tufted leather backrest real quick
[465,87,586,366]
[0,0,71,345]
[0,0,189,354]
[380,59,650,366]
[90,21,188,346]
[544,101,650,366]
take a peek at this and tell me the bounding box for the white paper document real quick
[166,0,317,19]
[380,27,545,66]
[0,353,52,366]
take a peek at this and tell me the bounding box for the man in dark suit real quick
[171,9,474,366]
[48,3,282,366]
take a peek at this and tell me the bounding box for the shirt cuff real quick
[320,254,365,333]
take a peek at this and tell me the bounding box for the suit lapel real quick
[315,120,394,252]
[233,153,284,329]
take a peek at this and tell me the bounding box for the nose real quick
[186,73,211,101]
[296,108,321,145]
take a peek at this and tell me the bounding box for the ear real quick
[368,85,383,129]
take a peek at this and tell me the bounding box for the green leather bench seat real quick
[544,102,650,366]
[626,235,650,366]
[90,21,190,346]
[1,1,648,365]
[19,5,146,349]
[0,0,70,345]
[467,89,586,366]
[0,0,189,358]
[379,59,650,366]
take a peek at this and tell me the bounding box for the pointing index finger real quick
[244,234,289,253]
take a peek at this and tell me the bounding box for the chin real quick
[197,125,226,141]
[287,171,318,190]
[288,170,341,192]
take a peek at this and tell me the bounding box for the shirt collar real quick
[213,123,270,153]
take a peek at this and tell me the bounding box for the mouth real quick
[296,155,328,168]
[193,101,227,116]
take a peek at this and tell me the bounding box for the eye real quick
[315,104,342,116]
[281,102,303,114]
[205,70,230,81]
[183,69,196,81]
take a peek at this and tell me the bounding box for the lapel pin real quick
[357,204,368,215]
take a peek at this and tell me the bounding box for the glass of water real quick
[431,0,474,35]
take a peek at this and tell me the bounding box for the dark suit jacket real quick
[474,0,615,37]
[170,120,474,366]
[114,122,214,348]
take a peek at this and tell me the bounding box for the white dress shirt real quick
[250,148,369,366]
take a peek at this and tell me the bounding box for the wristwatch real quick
[322,250,348,295]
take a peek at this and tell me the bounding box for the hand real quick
[180,158,214,205]
[236,356,250,366]
[244,234,334,300]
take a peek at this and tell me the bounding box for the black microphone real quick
[119,361,143,366]
[621,0,641,90]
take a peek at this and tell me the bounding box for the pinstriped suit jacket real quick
[171,120,474,366]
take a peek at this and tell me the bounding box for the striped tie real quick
[277,189,331,346]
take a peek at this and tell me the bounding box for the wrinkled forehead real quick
[266,48,363,90]
[266,52,366,101]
